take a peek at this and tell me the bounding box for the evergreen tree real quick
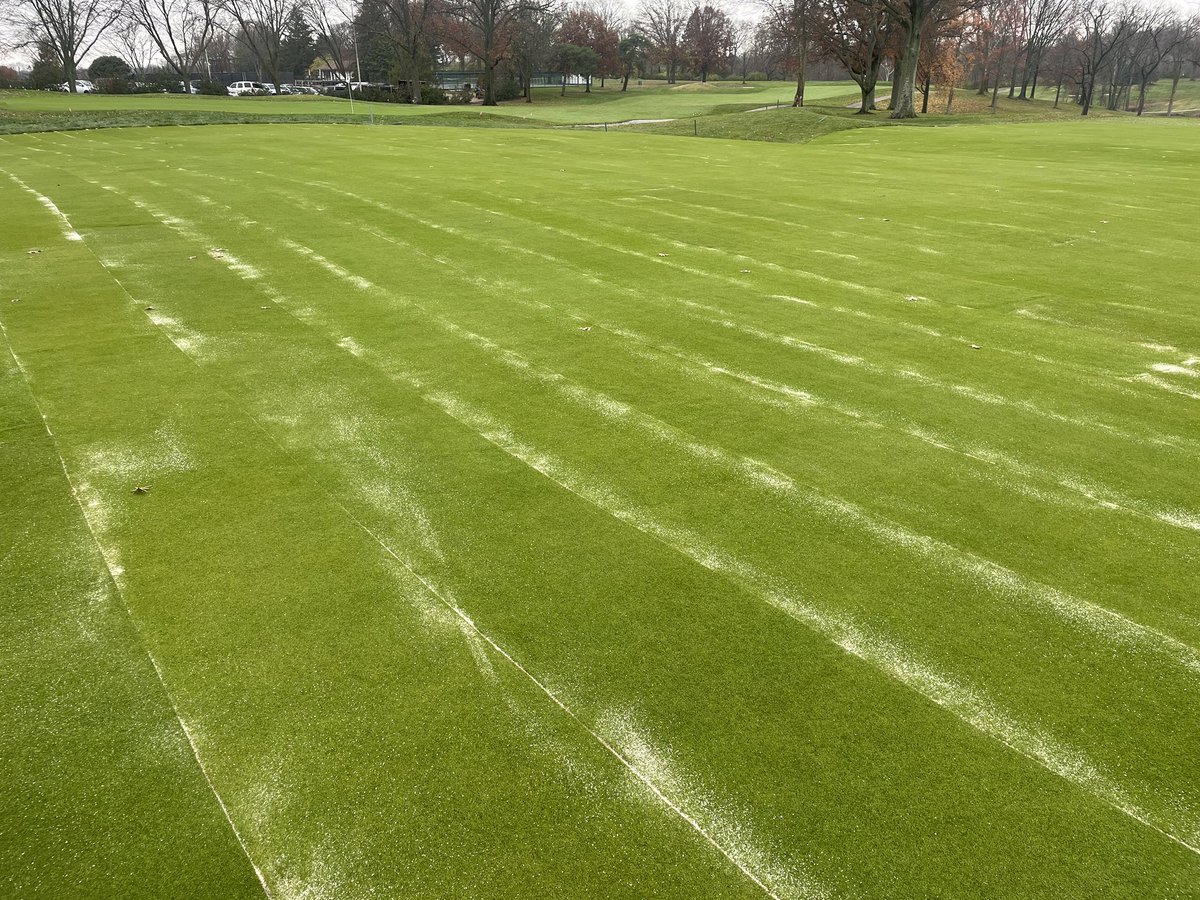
[29,42,64,89]
[280,5,317,78]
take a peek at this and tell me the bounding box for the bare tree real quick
[1164,14,1199,114]
[510,5,559,100]
[130,0,218,82]
[764,0,818,105]
[1125,9,1183,115]
[1015,0,1070,98]
[111,18,159,73]
[218,0,289,91]
[304,0,355,82]
[1074,0,1138,115]
[814,0,888,111]
[636,0,686,82]
[443,0,550,104]
[5,0,122,90]
[379,0,437,102]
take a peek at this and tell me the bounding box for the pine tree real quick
[280,5,317,78]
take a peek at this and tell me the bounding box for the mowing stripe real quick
[97,177,1200,662]
[239,170,1200,521]
[0,320,272,898]
[4,172,82,242]
[431,191,1200,454]
[412,387,1200,857]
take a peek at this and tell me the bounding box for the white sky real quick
[3,0,1199,71]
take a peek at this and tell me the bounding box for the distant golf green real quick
[2,114,1199,897]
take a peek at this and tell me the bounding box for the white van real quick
[228,81,268,96]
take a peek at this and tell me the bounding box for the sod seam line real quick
[0,320,273,899]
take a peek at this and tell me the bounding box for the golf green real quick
[2,116,1198,897]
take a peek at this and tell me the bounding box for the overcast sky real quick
[4,0,1199,72]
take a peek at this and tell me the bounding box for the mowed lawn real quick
[1,117,1198,898]
[0,80,855,127]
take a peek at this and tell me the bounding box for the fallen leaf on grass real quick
[132,485,151,494]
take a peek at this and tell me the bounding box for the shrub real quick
[492,75,521,102]
[0,66,25,88]
[88,55,131,80]
[746,71,769,82]
[197,80,229,95]
[98,77,135,93]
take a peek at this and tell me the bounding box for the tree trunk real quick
[1135,77,1147,115]
[1029,60,1040,99]
[858,83,873,113]
[793,36,807,106]
[1167,68,1181,114]
[921,72,930,113]
[561,74,566,96]
[480,61,494,105]
[890,25,922,119]
[585,75,591,93]
[888,54,901,110]
[410,57,422,104]
[946,78,955,114]
[1007,54,1019,98]
[1053,76,1061,108]
[1081,73,1095,116]
[668,60,676,84]
[622,71,630,91]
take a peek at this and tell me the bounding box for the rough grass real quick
[2,116,1200,898]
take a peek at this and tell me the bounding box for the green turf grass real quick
[0,80,856,132]
[2,115,1199,897]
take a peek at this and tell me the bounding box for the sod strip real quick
[0,338,267,893]
[16,154,1200,897]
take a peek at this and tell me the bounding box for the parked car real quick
[282,84,320,95]
[327,81,375,95]
[56,80,96,93]
[228,81,270,96]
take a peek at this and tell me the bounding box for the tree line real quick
[4,0,1198,116]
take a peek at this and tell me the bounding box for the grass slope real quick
[1,117,1199,897]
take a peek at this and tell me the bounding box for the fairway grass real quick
[0,81,856,132]
[2,116,1199,897]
